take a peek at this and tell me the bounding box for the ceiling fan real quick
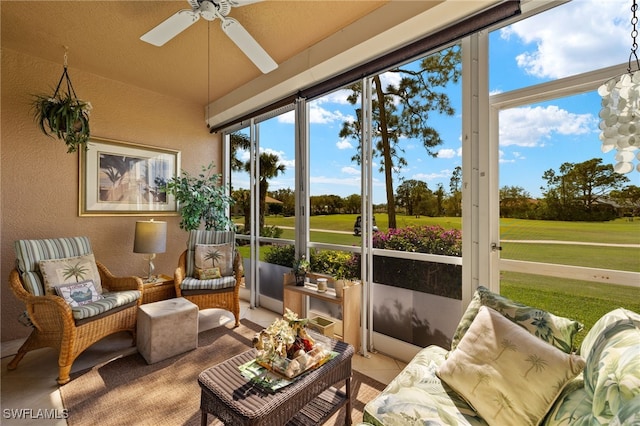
[140,0,277,74]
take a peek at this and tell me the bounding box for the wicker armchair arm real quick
[9,269,74,331]
[174,251,187,297]
[96,261,144,294]
[233,249,244,288]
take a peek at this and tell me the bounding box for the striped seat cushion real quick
[71,290,141,321]
[180,276,236,291]
[14,237,94,296]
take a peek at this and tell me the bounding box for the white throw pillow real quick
[194,243,233,277]
[39,253,102,295]
[55,280,103,307]
[437,306,585,426]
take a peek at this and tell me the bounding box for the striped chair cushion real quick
[14,237,94,296]
[185,230,235,278]
[180,276,237,291]
[71,290,141,321]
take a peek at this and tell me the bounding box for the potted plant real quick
[31,61,92,153]
[32,93,92,153]
[291,254,310,286]
[165,162,234,231]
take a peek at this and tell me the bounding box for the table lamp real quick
[133,219,167,283]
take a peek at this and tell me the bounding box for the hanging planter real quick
[31,50,92,153]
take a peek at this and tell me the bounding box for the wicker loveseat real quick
[174,230,243,327]
[7,236,143,385]
[363,286,640,425]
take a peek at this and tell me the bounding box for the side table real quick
[141,274,176,304]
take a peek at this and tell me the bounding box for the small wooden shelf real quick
[283,273,361,351]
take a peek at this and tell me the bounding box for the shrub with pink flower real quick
[372,225,461,256]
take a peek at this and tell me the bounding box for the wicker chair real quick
[7,236,143,385]
[174,230,242,327]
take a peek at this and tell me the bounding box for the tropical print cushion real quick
[546,308,640,425]
[451,286,583,354]
[363,345,488,426]
[438,306,585,426]
[195,243,233,276]
[39,253,102,295]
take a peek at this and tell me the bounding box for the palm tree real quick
[471,371,490,395]
[523,353,548,378]
[245,152,286,231]
[231,132,286,232]
[62,262,89,282]
[492,392,514,419]
[493,338,518,361]
[204,249,223,268]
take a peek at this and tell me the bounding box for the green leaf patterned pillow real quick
[451,286,582,354]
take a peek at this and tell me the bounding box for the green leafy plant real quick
[292,254,310,275]
[31,93,92,153]
[165,162,234,231]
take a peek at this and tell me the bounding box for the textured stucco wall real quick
[1,49,222,341]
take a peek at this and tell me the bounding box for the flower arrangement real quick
[292,254,310,275]
[252,309,330,378]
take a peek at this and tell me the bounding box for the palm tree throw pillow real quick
[437,306,585,425]
[38,253,102,295]
[194,243,233,278]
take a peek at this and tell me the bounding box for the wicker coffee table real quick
[198,336,354,425]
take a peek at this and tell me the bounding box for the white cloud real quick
[437,148,461,159]
[499,105,596,147]
[341,166,360,175]
[336,138,353,150]
[412,170,451,181]
[501,0,628,79]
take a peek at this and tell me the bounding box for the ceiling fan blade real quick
[220,17,277,74]
[141,10,200,47]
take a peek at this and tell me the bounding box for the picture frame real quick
[79,137,180,216]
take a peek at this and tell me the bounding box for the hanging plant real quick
[31,51,92,153]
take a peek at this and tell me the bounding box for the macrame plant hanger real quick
[53,47,81,102]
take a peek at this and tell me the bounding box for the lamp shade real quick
[133,220,167,254]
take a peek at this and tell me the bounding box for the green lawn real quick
[501,271,640,350]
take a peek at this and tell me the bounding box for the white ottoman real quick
[137,297,198,364]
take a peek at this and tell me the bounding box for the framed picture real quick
[79,137,180,216]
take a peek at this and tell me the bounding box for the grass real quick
[501,271,640,350]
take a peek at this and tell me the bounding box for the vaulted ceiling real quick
[1,1,500,127]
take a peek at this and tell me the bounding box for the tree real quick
[447,166,462,217]
[609,185,640,216]
[230,132,286,231]
[500,185,533,218]
[339,46,462,229]
[343,194,362,214]
[396,179,431,216]
[246,152,286,230]
[541,158,629,221]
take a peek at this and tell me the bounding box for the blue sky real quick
[233,0,637,204]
